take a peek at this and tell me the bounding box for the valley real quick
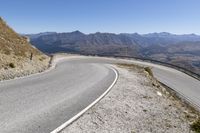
[27,31,200,75]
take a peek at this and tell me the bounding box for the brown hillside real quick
[0,17,41,56]
[0,17,50,80]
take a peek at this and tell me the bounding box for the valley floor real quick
[62,64,198,133]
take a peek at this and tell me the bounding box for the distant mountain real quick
[25,32,57,39]
[27,31,200,75]
[27,31,200,56]
[141,32,200,46]
[28,31,141,56]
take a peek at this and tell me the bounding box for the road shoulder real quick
[62,64,198,133]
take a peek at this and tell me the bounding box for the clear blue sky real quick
[0,0,200,34]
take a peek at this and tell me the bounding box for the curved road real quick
[76,56,200,110]
[0,56,200,133]
[0,58,116,133]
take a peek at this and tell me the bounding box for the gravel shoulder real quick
[62,64,199,133]
[0,53,78,81]
[0,54,50,81]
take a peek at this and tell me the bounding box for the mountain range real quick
[26,31,200,75]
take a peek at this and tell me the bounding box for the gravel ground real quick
[0,54,50,81]
[0,53,80,81]
[62,64,198,133]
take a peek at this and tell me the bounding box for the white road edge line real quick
[50,66,119,133]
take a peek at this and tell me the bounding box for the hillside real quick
[29,31,141,56]
[0,17,50,80]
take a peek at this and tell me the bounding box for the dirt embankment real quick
[0,54,50,81]
[0,17,50,80]
[62,64,199,133]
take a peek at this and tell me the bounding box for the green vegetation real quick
[144,67,153,77]
[117,64,154,77]
[191,119,200,133]
[9,63,15,68]
[39,56,46,61]
[117,63,142,70]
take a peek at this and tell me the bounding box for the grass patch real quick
[9,63,15,68]
[191,119,200,133]
[117,63,142,70]
[144,67,153,77]
[117,64,154,77]
[0,17,41,57]
[39,56,46,61]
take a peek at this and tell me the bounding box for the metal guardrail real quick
[51,52,200,81]
[115,55,200,80]
[159,81,200,112]
[115,55,200,81]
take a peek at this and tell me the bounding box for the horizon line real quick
[20,31,200,36]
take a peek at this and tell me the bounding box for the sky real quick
[0,0,200,34]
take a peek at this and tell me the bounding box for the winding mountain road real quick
[0,55,200,133]
[0,57,117,133]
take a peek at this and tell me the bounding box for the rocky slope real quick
[0,17,50,80]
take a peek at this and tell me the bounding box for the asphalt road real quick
[0,58,116,133]
[125,58,200,110]
[77,56,200,109]
[0,56,200,133]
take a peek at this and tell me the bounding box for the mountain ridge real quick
[27,31,200,75]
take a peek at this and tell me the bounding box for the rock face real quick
[0,17,50,80]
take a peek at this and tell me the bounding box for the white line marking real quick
[50,66,118,133]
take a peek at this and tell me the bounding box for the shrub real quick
[39,56,46,61]
[9,63,15,68]
[191,119,200,133]
[144,67,153,77]
[4,50,11,55]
